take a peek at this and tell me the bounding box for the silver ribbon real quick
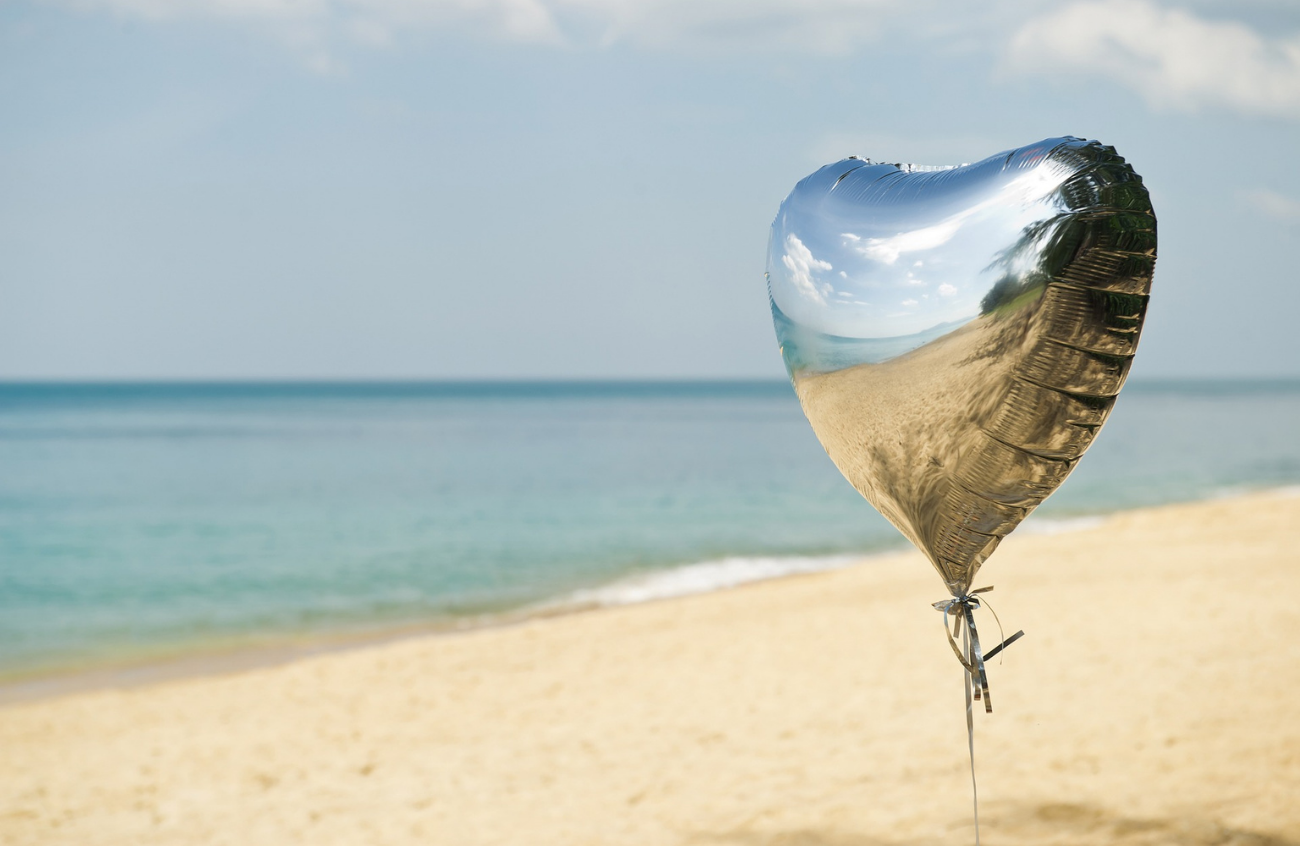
[932,586,1024,713]
[932,586,1025,845]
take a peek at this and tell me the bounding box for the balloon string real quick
[932,587,1026,846]
[963,622,980,846]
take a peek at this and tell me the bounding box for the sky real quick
[1,0,1298,380]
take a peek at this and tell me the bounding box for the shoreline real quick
[3,489,1299,845]
[0,555,884,707]
[4,485,1295,708]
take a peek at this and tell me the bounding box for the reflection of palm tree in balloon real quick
[979,213,1077,316]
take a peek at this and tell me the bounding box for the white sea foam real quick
[1019,515,1109,535]
[547,553,870,610]
[1208,484,1258,501]
[547,485,1300,615]
[1204,483,1300,501]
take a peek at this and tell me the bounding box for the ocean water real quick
[2,380,1298,679]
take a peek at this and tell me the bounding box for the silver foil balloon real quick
[768,137,1156,597]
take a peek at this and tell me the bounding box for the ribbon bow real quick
[932,585,1024,713]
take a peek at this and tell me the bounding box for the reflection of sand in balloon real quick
[795,275,1150,595]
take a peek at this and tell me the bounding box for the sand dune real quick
[3,492,1299,845]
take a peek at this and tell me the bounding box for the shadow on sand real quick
[691,801,1299,846]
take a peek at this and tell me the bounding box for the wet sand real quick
[3,491,1299,845]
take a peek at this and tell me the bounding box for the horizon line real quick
[2,375,1299,386]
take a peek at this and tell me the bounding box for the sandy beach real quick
[3,491,1299,845]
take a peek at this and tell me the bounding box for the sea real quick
[2,379,1298,682]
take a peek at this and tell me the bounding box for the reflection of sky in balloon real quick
[768,143,1074,344]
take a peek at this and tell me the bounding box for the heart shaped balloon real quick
[768,137,1155,597]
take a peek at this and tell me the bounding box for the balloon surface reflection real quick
[767,137,1156,596]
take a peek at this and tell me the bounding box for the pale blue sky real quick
[2,0,1298,379]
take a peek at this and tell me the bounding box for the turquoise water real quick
[2,380,1298,677]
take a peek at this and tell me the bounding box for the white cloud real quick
[781,234,833,305]
[553,0,912,53]
[57,0,1063,70]
[68,0,328,20]
[1006,0,1300,117]
[360,0,562,43]
[47,0,1300,120]
[55,0,918,57]
[57,0,565,69]
[851,218,961,265]
[937,283,957,297]
[1244,188,1300,219]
